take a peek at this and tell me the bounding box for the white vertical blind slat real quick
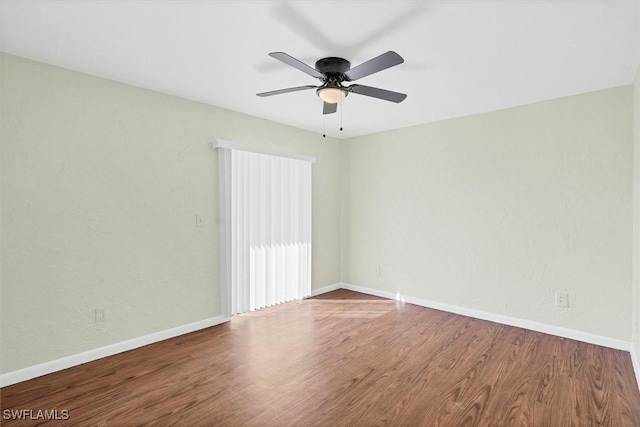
[219,147,312,315]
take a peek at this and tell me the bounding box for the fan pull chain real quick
[340,98,343,132]
[322,114,326,138]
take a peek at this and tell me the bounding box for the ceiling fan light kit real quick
[317,86,347,104]
[257,51,407,135]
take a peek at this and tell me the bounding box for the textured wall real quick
[343,86,633,340]
[0,54,342,373]
[1,52,636,376]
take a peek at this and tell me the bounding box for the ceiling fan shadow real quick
[272,1,340,54]
[271,1,427,59]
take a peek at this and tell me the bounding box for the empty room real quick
[2,1,640,425]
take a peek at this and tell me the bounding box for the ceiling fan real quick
[257,51,407,115]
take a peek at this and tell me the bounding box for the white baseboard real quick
[341,283,633,351]
[0,315,230,388]
[4,284,638,393]
[344,281,639,394]
[632,346,640,392]
[1,283,342,388]
[309,282,343,297]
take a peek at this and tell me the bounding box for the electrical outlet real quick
[374,265,381,276]
[95,308,106,322]
[555,292,569,308]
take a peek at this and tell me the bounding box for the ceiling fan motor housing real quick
[315,57,351,81]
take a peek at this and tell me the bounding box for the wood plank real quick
[2,290,639,426]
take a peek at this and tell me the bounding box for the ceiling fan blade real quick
[348,84,407,103]
[257,85,318,97]
[269,52,324,79]
[323,102,337,115]
[344,51,404,81]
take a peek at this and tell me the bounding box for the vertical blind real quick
[218,147,312,315]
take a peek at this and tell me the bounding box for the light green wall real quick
[343,86,634,340]
[0,54,342,373]
[1,52,637,375]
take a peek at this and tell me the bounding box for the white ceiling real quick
[1,0,639,139]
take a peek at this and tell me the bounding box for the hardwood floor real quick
[2,289,640,426]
